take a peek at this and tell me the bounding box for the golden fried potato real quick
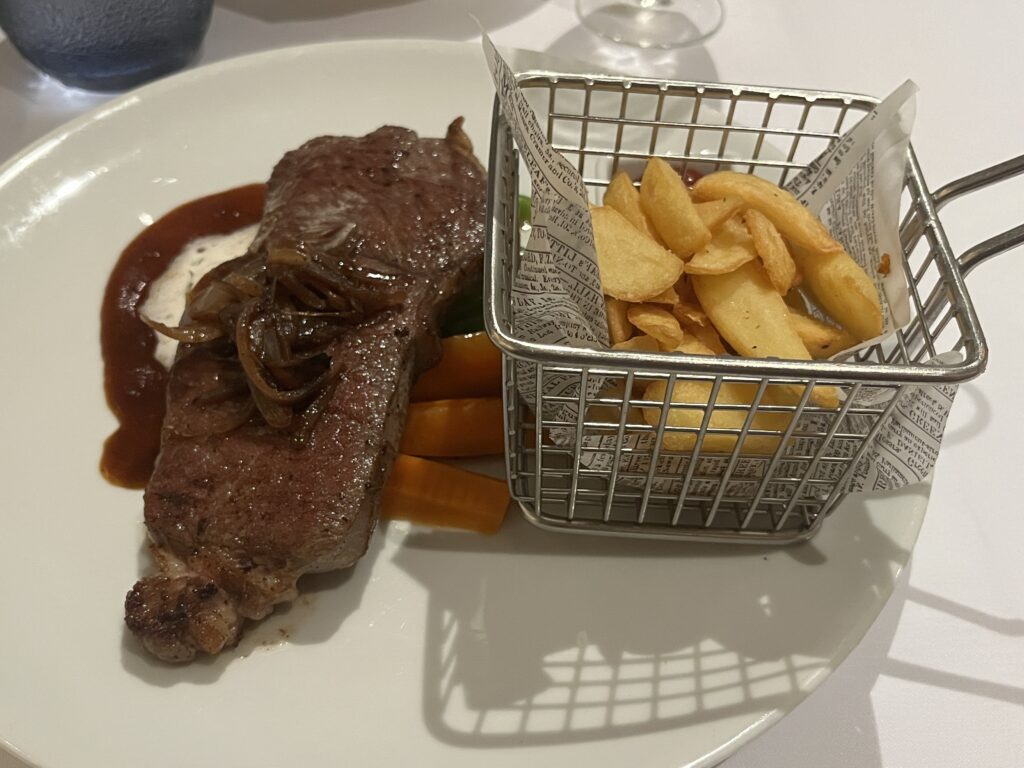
[694,197,745,231]
[686,248,756,275]
[627,304,685,350]
[789,243,884,342]
[604,171,664,244]
[591,205,684,302]
[771,381,839,410]
[677,315,728,355]
[643,378,792,454]
[685,215,757,275]
[745,208,798,293]
[788,309,857,359]
[640,157,712,258]
[693,171,843,256]
[691,260,838,408]
[612,334,660,352]
[648,286,680,306]
[671,284,728,353]
[605,297,633,344]
[672,300,708,326]
[676,337,718,356]
[691,260,810,359]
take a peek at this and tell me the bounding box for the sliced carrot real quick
[400,397,505,458]
[411,331,502,402]
[381,454,510,534]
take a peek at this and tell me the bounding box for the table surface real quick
[2,2,1021,767]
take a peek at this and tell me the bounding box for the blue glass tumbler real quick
[0,0,213,91]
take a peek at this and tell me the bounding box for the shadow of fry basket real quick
[484,72,1024,543]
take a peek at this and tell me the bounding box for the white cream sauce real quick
[141,224,259,369]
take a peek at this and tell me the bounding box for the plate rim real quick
[0,38,479,186]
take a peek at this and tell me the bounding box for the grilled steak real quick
[125,120,486,662]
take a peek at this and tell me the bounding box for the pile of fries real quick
[590,158,885,454]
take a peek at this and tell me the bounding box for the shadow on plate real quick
[392,487,918,747]
[119,530,385,686]
[726,560,913,767]
[729,561,1024,767]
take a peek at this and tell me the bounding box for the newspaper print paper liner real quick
[484,39,956,496]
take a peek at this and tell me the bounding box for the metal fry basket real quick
[484,71,1024,543]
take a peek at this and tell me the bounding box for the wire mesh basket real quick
[484,71,1024,544]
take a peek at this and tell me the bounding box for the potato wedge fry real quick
[604,171,665,244]
[693,171,843,255]
[685,215,757,275]
[643,378,792,454]
[672,284,728,353]
[677,316,728,355]
[648,286,680,306]
[591,205,684,301]
[788,309,858,359]
[640,157,712,258]
[674,337,717,356]
[685,248,755,275]
[613,334,660,352]
[672,301,708,326]
[691,260,838,408]
[789,243,884,342]
[694,197,745,231]
[605,297,633,344]
[675,335,724,358]
[719,214,754,243]
[627,304,685,350]
[691,260,809,359]
[770,380,839,410]
[745,208,798,293]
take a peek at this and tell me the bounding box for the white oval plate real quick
[0,40,927,768]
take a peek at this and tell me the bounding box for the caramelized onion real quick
[249,387,293,430]
[235,300,342,410]
[277,271,327,309]
[142,315,224,344]
[149,234,402,436]
[186,281,239,321]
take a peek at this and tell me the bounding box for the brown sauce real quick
[100,184,265,488]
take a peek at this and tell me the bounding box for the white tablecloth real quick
[2,2,1021,766]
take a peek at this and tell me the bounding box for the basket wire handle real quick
[932,153,1024,276]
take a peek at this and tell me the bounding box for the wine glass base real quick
[577,0,724,49]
